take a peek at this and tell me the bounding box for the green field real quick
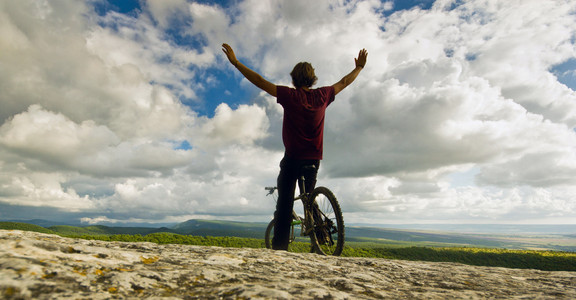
[2,221,575,272]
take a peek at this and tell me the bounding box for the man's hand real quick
[221,42,277,97]
[333,48,368,95]
[222,43,238,66]
[355,49,368,69]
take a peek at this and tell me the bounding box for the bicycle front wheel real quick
[308,186,345,256]
[264,218,313,253]
[264,219,275,249]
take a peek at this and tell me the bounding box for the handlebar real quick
[265,186,277,195]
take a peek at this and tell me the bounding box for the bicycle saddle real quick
[301,164,317,172]
[300,164,318,181]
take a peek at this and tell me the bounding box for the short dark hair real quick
[290,62,317,88]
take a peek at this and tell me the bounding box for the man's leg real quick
[272,157,298,250]
[300,160,320,194]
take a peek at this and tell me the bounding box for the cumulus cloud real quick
[191,103,269,148]
[1,0,576,225]
[0,105,119,159]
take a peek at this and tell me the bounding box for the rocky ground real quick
[1,230,575,299]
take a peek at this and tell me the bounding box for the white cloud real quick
[0,105,120,160]
[0,171,94,211]
[450,0,576,125]
[145,0,190,29]
[194,103,270,148]
[1,0,576,225]
[86,11,206,100]
[0,105,196,178]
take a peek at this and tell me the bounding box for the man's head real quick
[290,62,317,89]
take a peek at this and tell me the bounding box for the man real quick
[222,43,367,250]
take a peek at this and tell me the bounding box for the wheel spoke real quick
[309,187,344,256]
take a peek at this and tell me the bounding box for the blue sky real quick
[1,0,576,226]
[93,0,250,117]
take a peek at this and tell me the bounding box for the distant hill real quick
[1,219,574,252]
[172,219,267,238]
[169,220,576,251]
[0,222,56,234]
[0,218,178,228]
[345,226,508,248]
[1,219,78,227]
[1,219,267,239]
[47,225,179,236]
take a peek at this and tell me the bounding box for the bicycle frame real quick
[265,181,312,241]
[265,165,344,255]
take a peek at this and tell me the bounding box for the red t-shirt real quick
[276,85,336,160]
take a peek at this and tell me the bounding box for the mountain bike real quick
[264,166,345,256]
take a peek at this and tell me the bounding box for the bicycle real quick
[264,165,345,256]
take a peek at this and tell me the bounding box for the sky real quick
[1,0,576,226]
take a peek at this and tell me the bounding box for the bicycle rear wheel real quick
[308,186,345,256]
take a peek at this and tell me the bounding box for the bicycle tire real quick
[264,218,314,253]
[264,219,274,249]
[308,186,345,256]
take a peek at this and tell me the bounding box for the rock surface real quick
[1,230,575,299]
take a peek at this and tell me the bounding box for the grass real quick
[2,222,575,271]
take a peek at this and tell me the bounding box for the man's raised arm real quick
[222,43,277,97]
[332,49,368,95]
